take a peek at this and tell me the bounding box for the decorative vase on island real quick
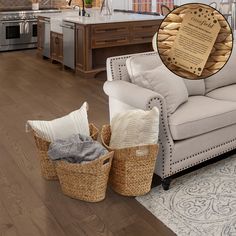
[100,0,113,16]
[31,0,39,10]
[32,3,39,10]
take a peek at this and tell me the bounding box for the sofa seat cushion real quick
[169,96,236,140]
[206,84,236,102]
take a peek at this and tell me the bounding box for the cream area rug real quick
[136,155,236,236]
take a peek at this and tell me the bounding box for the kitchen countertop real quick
[39,8,164,27]
[64,10,164,25]
[40,10,79,33]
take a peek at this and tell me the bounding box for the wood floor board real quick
[0,50,175,236]
[69,214,114,236]
[114,217,162,236]
[11,206,68,236]
[0,144,45,217]
[86,189,138,232]
[0,145,69,236]
[40,189,96,228]
[0,198,19,236]
[0,123,40,177]
[64,223,87,236]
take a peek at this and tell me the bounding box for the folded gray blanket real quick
[48,134,108,163]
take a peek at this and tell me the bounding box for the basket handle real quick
[135,148,149,157]
[103,156,111,165]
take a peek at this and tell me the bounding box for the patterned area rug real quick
[136,155,236,236]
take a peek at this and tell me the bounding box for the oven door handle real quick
[27,20,37,23]
[2,20,37,23]
[2,20,26,24]
[24,21,30,34]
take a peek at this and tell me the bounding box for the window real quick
[133,0,152,12]
[132,0,174,12]
[156,0,174,13]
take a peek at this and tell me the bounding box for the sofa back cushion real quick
[126,54,205,96]
[205,46,236,93]
[183,79,205,96]
[107,52,159,82]
[126,53,162,81]
[128,64,188,114]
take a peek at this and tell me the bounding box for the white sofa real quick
[104,50,236,190]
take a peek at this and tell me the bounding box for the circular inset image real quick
[154,3,233,80]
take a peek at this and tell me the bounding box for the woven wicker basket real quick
[33,123,99,180]
[101,125,159,196]
[56,151,114,202]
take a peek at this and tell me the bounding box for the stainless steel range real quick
[0,9,60,51]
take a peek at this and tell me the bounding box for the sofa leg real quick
[161,178,172,191]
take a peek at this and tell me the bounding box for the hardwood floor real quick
[0,50,175,236]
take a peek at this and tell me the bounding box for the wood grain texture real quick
[75,20,161,78]
[0,50,175,236]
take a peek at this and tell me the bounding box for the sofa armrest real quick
[104,80,174,179]
[104,80,162,110]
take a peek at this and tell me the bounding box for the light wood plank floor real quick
[0,50,175,236]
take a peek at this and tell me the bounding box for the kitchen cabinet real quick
[50,32,63,63]
[75,20,161,78]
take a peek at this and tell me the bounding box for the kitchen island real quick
[38,9,163,78]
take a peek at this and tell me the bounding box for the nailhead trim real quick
[148,97,173,177]
[147,96,236,179]
[171,138,236,166]
[163,139,236,178]
[109,52,157,81]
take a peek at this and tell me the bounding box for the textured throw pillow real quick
[126,53,162,81]
[183,79,205,96]
[110,107,159,149]
[129,65,188,114]
[26,102,90,142]
[205,45,236,93]
[126,54,204,96]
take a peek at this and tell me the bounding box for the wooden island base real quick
[75,20,161,78]
[76,43,154,78]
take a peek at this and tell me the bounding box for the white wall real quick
[112,0,132,10]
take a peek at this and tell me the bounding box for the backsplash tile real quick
[0,0,101,10]
[0,0,52,9]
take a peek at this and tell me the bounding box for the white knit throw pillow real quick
[110,107,159,149]
[26,102,90,142]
